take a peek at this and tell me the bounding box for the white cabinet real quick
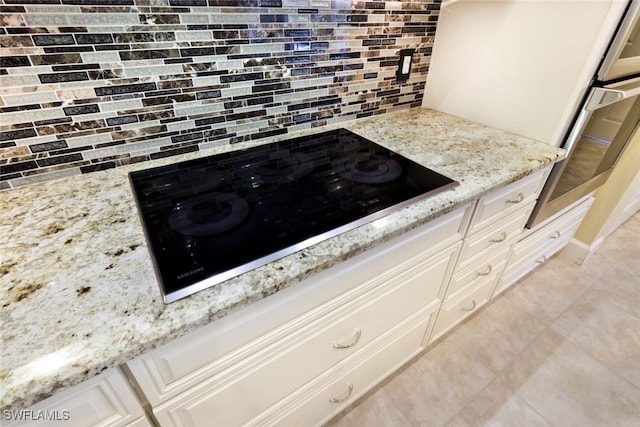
[127,204,472,427]
[248,309,432,427]
[4,369,149,427]
[424,1,627,146]
[151,243,461,427]
[431,168,550,342]
[497,196,595,297]
[467,168,548,234]
[457,204,534,271]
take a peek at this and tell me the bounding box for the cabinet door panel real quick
[430,274,495,342]
[5,369,148,427]
[251,311,432,427]
[446,246,510,302]
[498,197,593,295]
[153,245,459,427]
[127,205,471,406]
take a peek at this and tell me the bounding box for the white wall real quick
[424,0,628,146]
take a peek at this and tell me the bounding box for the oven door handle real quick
[586,82,640,111]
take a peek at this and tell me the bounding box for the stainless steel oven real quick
[528,0,640,228]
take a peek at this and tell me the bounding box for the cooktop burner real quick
[129,128,459,303]
[332,153,403,184]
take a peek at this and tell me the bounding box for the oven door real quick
[599,0,640,82]
[527,77,640,228]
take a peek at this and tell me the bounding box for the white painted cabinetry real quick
[126,204,473,427]
[4,368,149,427]
[430,168,549,341]
[497,196,595,297]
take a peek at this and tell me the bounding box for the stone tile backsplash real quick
[0,0,441,191]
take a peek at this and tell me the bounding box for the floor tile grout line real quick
[329,211,640,426]
[439,247,619,427]
[445,211,640,426]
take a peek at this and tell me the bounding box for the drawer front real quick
[249,310,432,427]
[497,197,594,296]
[469,168,547,234]
[5,369,148,427]
[430,273,495,342]
[152,246,459,427]
[457,203,533,270]
[127,205,471,406]
[498,223,579,296]
[446,246,510,302]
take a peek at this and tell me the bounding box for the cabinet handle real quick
[506,192,525,204]
[550,230,561,239]
[333,328,362,349]
[489,231,507,243]
[461,299,477,312]
[476,265,493,276]
[535,255,548,264]
[329,383,354,403]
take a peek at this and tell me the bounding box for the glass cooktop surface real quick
[129,128,458,303]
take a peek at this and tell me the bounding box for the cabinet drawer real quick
[457,203,533,270]
[468,168,548,234]
[431,273,495,342]
[498,197,593,295]
[248,309,432,427]
[5,369,148,427]
[446,245,510,302]
[152,245,459,427]
[127,205,471,406]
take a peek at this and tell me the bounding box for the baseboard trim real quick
[561,236,605,265]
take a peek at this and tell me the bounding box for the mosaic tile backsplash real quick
[0,0,441,191]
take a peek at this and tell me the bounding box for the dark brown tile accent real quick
[80,162,117,173]
[150,144,198,159]
[31,54,83,66]
[0,129,37,142]
[0,56,30,67]
[32,34,75,46]
[75,34,114,44]
[39,71,89,84]
[196,90,222,100]
[171,131,204,144]
[195,116,225,126]
[106,115,139,126]
[62,0,134,4]
[170,0,207,5]
[63,104,100,116]
[29,141,69,153]
[36,153,83,167]
[95,82,157,96]
[1,160,38,175]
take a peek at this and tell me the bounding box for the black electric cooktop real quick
[129,128,458,303]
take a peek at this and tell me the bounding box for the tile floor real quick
[328,211,640,427]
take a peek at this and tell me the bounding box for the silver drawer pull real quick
[506,192,525,204]
[333,328,362,349]
[329,383,354,403]
[476,265,493,276]
[461,299,477,312]
[550,231,561,239]
[489,231,507,243]
[535,255,548,264]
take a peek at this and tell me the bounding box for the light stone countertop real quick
[0,108,565,411]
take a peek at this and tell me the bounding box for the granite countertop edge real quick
[0,107,566,410]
